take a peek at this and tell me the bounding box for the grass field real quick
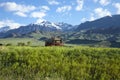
[1,37,120,48]
[0,38,44,46]
[0,38,76,47]
[0,46,120,80]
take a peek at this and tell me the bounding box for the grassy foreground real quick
[0,46,120,80]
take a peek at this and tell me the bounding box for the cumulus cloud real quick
[41,6,50,11]
[113,3,120,14]
[0,20,21,29]
[30,12,46,24]
[81,8,111,23]
[30,12,46,18]
[94,7,111,18]
[89,14,95,21]
[81,14,95,23]
[81,18,87,23]
[30,5,50,24]
[47,0,59,5]
[0,2,36,17]
[93,0,110,6]
[0,2,36,12]
[75,0,84,11]
[99,0,110,6]
[40,6,50,12]
[14,12,27,17]
[56,5,72,13]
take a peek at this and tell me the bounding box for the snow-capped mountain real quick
[34,21,62,30]
[0,26,10,32]
[28,21,75,31]
[0,21,74,38]
[55,22,75,31]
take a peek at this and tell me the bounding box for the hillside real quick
[66,15,120,47]
[76,15,120,32]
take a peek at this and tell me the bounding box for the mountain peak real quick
[30,20,62,30]
[0,26,10,32]
[35,20,49,24]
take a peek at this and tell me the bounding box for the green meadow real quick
[0,38,44,46]
[0,46,120,80]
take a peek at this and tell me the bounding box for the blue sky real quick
[0,0,120,29]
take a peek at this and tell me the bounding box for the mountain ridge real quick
[76,15,120,32]
[0,15,120,38]
[0,21,74,38]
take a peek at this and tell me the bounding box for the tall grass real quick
[0,46,120,80]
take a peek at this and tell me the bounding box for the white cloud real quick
[81,14,95,23]
[90,16,95,21]
[41,6,50,11]
[85,14,96,21]
[93,0,110,6]
[81,8,111,23]
[75,0,84,11]
[40,6,50,12]
[30,5,48,23]
[99,0,110,6]
[113,3,120,14]
[56,5,72,13]
[14,12,27,17]
[0,2,36,12]
[94,8,111,18]
[81,18,87,23]
[30,12,46,18]
[89,14,95,21]
[0,22,4,27]
[0,20,21,29]
[0,2,36,17]
[47,0,59,5]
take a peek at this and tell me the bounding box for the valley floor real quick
[0,37,120,48]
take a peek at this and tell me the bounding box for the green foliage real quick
[0,43,3,46]
[0,46,120,80]
[17,42,26,46]
[27,41,31,46]
[6,43,12,46]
